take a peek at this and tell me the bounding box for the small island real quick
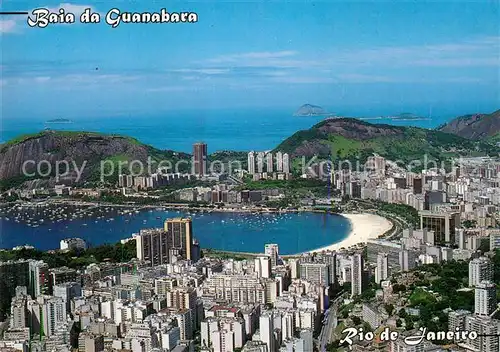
[389,113,429,121]
[46,118,72,124]
[293,104,328,116]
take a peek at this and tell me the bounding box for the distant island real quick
[46,118,72,124]
[293,104,328,116]
[388,113,429,121]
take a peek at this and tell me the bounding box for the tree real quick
[384,303,394,316]
[352,316,361,325]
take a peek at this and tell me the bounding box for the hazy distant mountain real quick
[294,104,328,116]
[438,110,500,140]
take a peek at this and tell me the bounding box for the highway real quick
[318,295,342,352]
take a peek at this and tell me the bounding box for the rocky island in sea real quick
[293,104,329,116]
[45,118,73,124]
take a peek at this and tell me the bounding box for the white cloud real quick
[334,74,390,83]
[208,51,297,63]
[171,68,230,75]
[34,76,51,83]
[329,36,500,68]
[0,19,18,33]
[49,3,96,15]
[269,76,336,84]
[146,86,192,92]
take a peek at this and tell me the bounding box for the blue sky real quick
[1,1,499,119]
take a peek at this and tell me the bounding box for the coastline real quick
[0,200,393,255]
[305,213,393,254]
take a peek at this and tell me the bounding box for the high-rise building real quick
[375,253,389,284]
[29,260,50,297]
[0,260,30,313]
[489,230,500,250]
[413,178,423,194]
[276,152,283,172]
[10,293,29,329]
[264,244,279,267]
[351,253,364,297]
[469,257,494,287]
[78,332,105,352]
[257,152,265,174]
[28,295,66,338]
[419,211,460,244]
[448,309,471,333]
[465,315,500,352]
[136,228,171,266]
[283,153,290,174]
[259,312,275,352]
[193,142,208,177]
[164,217,194,262]
[248,152,256,175]
[299,262,330,286]
[399,249,417,272]
[266,153,273,173]
[53,282,82,312]
[255,256,271,279]
[475,280,497,316]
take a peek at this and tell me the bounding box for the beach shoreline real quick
[304,213,393,254]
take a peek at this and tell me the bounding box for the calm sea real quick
[0,109,448,252]
[0,210,352,254]
[0,109,447,153]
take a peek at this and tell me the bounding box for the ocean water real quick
[0,109,446,153]
[0,210,352,254]
[0,109,446,252]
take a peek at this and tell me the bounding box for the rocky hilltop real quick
[275,118,499,163]
[0,131,188,190]
[437,109,500,140]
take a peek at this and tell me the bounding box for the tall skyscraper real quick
[137,218,197,266]
[164,218,194,261]
[259,312,275,352]
[266,153,274,173]
[399,249,417,272]
[255,256,271,279]
[247,152,256,175]
[276,152,283,172]
[28,295,66,338]
[300,262,330,286]
[193,142,208,177]
[469,257,494,287]
[283,153,290,174]
[257,152,265,174]
[264,244,279,267]
[29,260,50,297]
[465,315,500,352]
[351,253,364,297]
[475,280,497,316]
[136,228,171,266]
[375,253,389,284]
[419,211,460,244]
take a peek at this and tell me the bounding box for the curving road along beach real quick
[309,213,393,253]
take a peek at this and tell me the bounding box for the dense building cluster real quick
[247,151,291,181]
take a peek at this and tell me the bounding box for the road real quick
[318,295,342,351]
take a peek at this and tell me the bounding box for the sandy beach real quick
[308,213,393,253]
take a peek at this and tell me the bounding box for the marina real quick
[0,202,352,254]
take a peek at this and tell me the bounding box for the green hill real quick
[0,130,190,190]
[438,109,500,140]
[275,118,499,168]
